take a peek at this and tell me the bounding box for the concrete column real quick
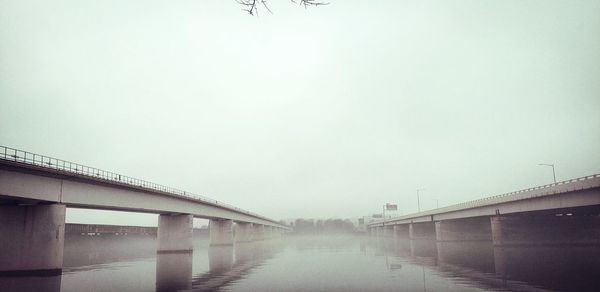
[435,217,492,242]
[253,224,265,241]
[210,219,234,246]
[393,224,409,239]
[408,222,437,257]
[0,204,66,274]
[435,218,493,268]
[267,226,275,239]
[383,225,394,237]
[409,222,435,240]
[157,214,193,253]
[235,222,253,243]
[157,214,194,253]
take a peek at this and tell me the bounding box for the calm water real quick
[1,234,599,291]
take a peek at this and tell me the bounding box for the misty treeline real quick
[290,218,356,234]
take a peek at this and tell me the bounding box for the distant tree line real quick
[291,218,356,234]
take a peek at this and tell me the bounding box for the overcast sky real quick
[1,0,599,226]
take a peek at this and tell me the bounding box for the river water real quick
[1,234,599,291]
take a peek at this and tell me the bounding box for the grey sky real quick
[1,0,599,226]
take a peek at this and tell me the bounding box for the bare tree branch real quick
[236,0,258,16]
[292,0,329,9]
[237,0,328,16]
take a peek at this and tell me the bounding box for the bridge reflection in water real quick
[1,235,599,291]
[375,235,600,292]
[155,239,284,292]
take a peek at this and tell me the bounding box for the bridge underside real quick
[370,204,600,249]
[0,166,288,274]
[370,204,600,282]
[0,203,286,274]
[0,166,286,225]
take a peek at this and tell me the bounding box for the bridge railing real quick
[449,173,600,210]
[369,172,600,226]
[0,145,281,226]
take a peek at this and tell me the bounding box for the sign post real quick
[383,203,398,219]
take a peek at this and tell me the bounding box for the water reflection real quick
[3,235,598,291]
[374,236,600,292]
[409,239,437,258]
[493,246,600,292]
[437,241,494,272]
[0,275,62,292]
[63,235,156,267]
[156,253,193,292]
[191,241,282,292]
[208,246,234,273]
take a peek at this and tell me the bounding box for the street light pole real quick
[416,188,425,212]
[538,163,557,183]
[432,198,439,209]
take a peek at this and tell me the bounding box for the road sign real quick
[385,203,398,211]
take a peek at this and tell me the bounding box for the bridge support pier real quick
[0,204,66,274]
[268,226,275,239]
[269,226,277,239]
[409,222,435,240]
[491,214,600,246]
[435,218,493,268]
[393,224,409,239]
[376,226,383,237]
[394,224,409,239]
[210,219,234,246]
[253,224,266,241]
[235,222,253,243]
[409,222,437,257]
[435,217,492,242]
[157,214,193,253]
[382,225,394,237]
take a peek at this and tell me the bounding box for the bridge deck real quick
[369,174,600,227]
[0,146,288,229]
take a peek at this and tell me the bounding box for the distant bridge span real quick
[369,174,600,227]
[368,173,600,249]
[0,146,289,274]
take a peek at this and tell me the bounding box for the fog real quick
[1,0,599,226]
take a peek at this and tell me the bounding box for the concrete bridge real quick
[368,173,600,247]
[0,146,290,274]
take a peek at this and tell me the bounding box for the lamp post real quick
[416,188,425,212]
[431,198,439,209]
[538,163,557,183]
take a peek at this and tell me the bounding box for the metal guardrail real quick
[369,172,600,226]
[0,145,282,226]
